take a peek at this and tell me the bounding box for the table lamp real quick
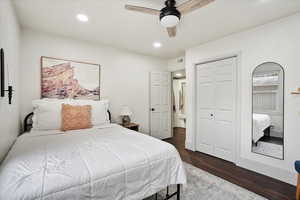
[120,106,132,125]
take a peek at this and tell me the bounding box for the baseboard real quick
[236,157,297,186]
[185,141,195,151]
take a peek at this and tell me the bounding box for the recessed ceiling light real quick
[153,42,162,48]
[77,14,89,22]
[175,73,182,77]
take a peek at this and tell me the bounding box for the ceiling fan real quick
[125,0,215,38]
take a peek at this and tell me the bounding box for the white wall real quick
[167,56,185,72]
[186,13,300,185]
[0,0,20,162]
[20,29,168,134]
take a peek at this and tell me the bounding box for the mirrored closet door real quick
[252,62,284,160]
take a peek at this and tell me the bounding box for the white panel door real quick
[196,57,237,162]
[150,72,172,139]
[196,63,215,156]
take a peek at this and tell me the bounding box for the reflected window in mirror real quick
[252,62,284,160]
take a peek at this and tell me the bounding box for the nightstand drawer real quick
[119,123,139,132]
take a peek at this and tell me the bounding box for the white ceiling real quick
[13,0,300,58]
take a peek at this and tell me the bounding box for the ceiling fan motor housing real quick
[160,0,181,28]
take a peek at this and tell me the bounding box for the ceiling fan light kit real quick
[160,15,180,28]
[160,0,181,28]
[125,0,214,38]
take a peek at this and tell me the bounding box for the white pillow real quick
[70,99,110,126]
[32,99,110,131]
[32,100,68,130]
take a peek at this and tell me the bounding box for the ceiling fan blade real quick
[125,5,160,15]
[177,0,214,15]
[167,27,177,38]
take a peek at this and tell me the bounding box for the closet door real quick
[196,57,237,162]
[196,63,216,156]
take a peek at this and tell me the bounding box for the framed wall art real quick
[41,56,100,100]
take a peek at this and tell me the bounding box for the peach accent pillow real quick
[61,104,92,131]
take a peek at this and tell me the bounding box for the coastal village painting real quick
[41,57,100,100]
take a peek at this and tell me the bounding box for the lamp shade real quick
[120,106,132,116]
[160,15,180,28]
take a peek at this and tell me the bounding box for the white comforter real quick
[0,124,186,200]
[252,114,271,143]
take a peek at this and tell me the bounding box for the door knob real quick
[151,108,155,111]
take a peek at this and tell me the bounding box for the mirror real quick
[252,62,284,160]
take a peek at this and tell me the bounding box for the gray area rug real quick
[146,162,268,200]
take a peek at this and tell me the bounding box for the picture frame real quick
[41,56,101,100]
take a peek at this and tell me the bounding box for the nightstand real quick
[120,123,139,131]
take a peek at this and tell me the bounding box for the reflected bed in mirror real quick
[252,62,284,160]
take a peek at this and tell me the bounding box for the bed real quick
[252,113,272,143]
[0,111,186,200]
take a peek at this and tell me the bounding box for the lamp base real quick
[122,116,131,125]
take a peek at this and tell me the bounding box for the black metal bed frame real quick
[154,185,181,200]
[23,110,112,134]
[253,126,272,146]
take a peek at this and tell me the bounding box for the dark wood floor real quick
[165,128,296,200]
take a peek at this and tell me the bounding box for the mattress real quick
[252,113,271,143]
[0,124,186,200]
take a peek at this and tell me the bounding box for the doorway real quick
[172,70,186,137]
